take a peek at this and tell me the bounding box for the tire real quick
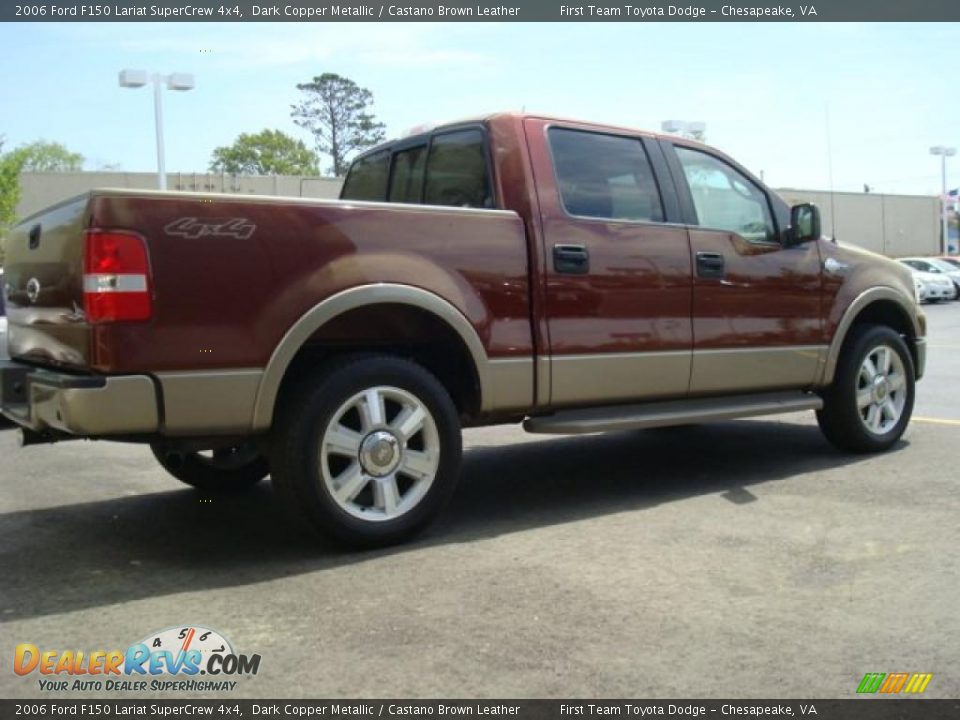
[270,355,462,548]
[816,324,915,453]
[150,441,270,492]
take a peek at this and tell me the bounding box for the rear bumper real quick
[0,359,158,436]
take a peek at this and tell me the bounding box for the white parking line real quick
[913,416,960,427]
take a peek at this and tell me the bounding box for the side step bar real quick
[523,391,823,435]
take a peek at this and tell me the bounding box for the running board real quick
[523,391,823,435]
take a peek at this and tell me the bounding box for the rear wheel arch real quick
[252,285,489,429]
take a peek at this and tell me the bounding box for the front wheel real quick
[150,441,270,492]
[270,355,462,548]
[816,324,915,453]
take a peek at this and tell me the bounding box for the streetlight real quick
[930,145,956,255]
[661,120,706,141]
[119,69,195,190]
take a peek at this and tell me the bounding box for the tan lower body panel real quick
[689,345,827,395]
[486,357,535,412]
[550,350,692,406]
[157,369,264,435]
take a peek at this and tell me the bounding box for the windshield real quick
[927,258,958,273]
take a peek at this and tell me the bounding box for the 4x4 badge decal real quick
[164,217,256,240]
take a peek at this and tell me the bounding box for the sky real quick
[0,21,957,195]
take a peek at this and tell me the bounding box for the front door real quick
[667,142,825,395]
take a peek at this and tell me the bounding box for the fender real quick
[819,286,921,386]
[251,284,493,430]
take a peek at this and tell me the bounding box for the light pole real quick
[661,120,707,142]
[119,69,195,190]
[930,145,956,255]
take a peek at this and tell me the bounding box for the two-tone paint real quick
[0,112,924,439]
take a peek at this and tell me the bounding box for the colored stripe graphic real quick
[857,673,885,694]
[880,672,909,693]
[903,673,933,694]
[857,672,933,694]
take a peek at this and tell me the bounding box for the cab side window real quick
[389,145,427,204]
[423,130,492,209]
[341,150,389,201]
[675,146,775,243]
[549,128,664,223]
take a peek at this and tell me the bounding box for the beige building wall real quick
[15,173,941,259]
[17,172,344,219]
[775,188,940,257]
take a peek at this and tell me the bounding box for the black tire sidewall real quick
[273,356,462,546]
[820,325,915,453]
[150,443,269,492]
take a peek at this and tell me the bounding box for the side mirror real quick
[786,203,821,245]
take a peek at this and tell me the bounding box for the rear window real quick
[342,128,494,209]
[423,130,493,209]
[341,150,389,201]
[388,145,427,204]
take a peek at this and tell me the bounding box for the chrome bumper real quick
[0,360,158,436]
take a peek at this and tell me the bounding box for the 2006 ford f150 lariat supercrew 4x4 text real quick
[0,113,926,546]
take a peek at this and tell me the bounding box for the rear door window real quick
[548,128,665,223]
[341,150,389,201]
[423,130,493,209]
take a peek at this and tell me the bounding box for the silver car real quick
[899,257,960,298]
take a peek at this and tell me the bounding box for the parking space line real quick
[913,416,960,427]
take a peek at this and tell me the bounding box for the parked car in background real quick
[898,260,957,303]
[900,257,960,296]
[936,256,960,271]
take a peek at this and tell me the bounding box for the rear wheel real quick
[150,441,270,492]
[270,355,462,548]
[816,324,915,453]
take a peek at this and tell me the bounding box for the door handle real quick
[696,251,725,279]
[553,244,590,275]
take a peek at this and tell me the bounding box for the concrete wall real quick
[16,172,344,219]
[775,188,941,257]
[15,172,942,259]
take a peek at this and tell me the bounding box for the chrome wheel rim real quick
[319,386,440,522]
[856,345,907,435]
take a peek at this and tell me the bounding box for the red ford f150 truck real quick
[0,113,925,546]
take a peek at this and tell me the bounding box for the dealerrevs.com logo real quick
[14,625,261,693]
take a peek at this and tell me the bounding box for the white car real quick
[899,257,960,298]
[900,263,957,303]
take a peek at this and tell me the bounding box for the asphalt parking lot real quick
[1,303,959,700]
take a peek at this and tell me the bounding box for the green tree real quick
[290,73,386,176]
[0,139,84,263]
[209,129,319,176]
[14,140,84,172]
[0,140,26,264]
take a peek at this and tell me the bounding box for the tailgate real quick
[3,195,92,369]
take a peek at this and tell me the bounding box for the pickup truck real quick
[0,113,926,546]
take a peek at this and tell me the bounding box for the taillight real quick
[83,230,152,322]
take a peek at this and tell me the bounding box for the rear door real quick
[663,140,824,395]
[524,119,693,407]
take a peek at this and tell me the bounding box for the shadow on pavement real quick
[0,419,900,622]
